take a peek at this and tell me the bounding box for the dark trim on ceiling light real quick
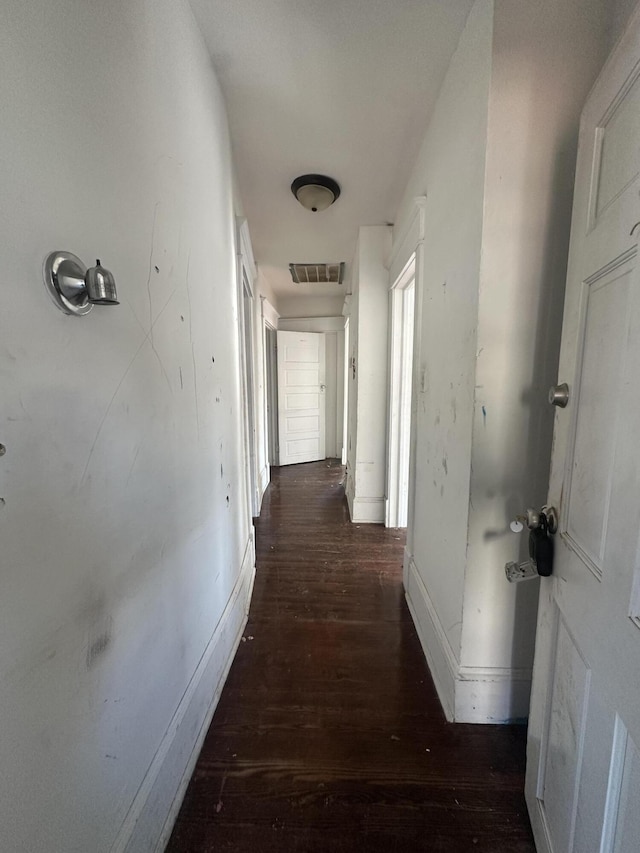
[291,174,341,212]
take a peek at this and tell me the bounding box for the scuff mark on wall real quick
[185,250,200,437]
[126,446,141,485]
[146,202,160,332]
[86,614,114,669]
[80,336,148,484]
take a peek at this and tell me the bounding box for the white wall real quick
[399,0,493,714]
[256,265,280,311]
[462,0,610,686]
[611,0,640,46]
[278,294,345,318]
[0,2,254,851]
[345,226,392,523]
[401,0,611,723]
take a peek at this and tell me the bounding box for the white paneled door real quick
[276,331,326,466]
[526,13,640,853]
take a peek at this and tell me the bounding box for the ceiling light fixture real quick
[291,174,340,212]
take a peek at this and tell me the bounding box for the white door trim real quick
[236,218,260,517]
[386,256,416,528]
[386,198,426,550]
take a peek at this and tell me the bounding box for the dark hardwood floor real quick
[167,460,535,852]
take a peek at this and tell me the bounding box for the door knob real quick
[320,384,326,391]
[548,383,570,408]
[510,506,558,534]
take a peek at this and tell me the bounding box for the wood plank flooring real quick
[167,460,535,852]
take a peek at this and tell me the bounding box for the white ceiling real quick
[190,0,474,299]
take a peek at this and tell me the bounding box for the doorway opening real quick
[264,324,278,466]
[237,221,259,517]
[386,255,416,528]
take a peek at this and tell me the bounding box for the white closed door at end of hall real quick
[276,331,326,466]
[527,12,640,853]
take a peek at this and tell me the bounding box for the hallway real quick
[168,461,535,852]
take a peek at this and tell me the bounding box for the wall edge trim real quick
[111,534,256,853]
[404,552,532,724]
[350,495,385,523]
[404,552,457,721]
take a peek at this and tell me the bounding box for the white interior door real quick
[277,331,326,466]
[527,14,640,853]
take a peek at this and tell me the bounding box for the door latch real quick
[548,383,570,408]
[506,506,558,581]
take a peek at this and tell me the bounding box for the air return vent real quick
[289,262,345,285]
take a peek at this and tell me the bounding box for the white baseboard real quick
[345,477,355,519]
[258,464,269,504]
[110,535,256,853]
[456,665,532,724]
[405,553,457,721]
[350,496,385,524]
[405,552,531,724]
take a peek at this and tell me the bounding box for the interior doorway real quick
[276,330,326,466]
[386,256,416,528]
[264,324,278,465]
[237,220,259,517]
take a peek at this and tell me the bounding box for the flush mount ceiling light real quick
[291,174,340,212]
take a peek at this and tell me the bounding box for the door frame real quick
[276,330,326,466]
[277,316,346,460]
[342,316,350,465]
[263,308,279,467]
[386,255,416,528]
[236,218,260,518]
[386,197,426,544]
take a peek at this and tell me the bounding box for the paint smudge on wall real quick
[86,615,114,669]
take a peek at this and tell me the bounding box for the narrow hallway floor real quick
[167,460,535,852]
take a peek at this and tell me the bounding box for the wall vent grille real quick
[289,262,345,285]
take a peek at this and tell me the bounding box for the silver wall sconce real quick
[43,251,119,316]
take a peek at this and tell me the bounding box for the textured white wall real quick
[397,0,493,663]
[610,0,640,46]
[0,1,253,849]
[462,0,610,677]
[345,226,392,523]
[278,294,345,318]
[400,0,611,721]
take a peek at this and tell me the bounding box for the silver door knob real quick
[548,383,570,408]
[510,506,558,534]
[320,384,326,391]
